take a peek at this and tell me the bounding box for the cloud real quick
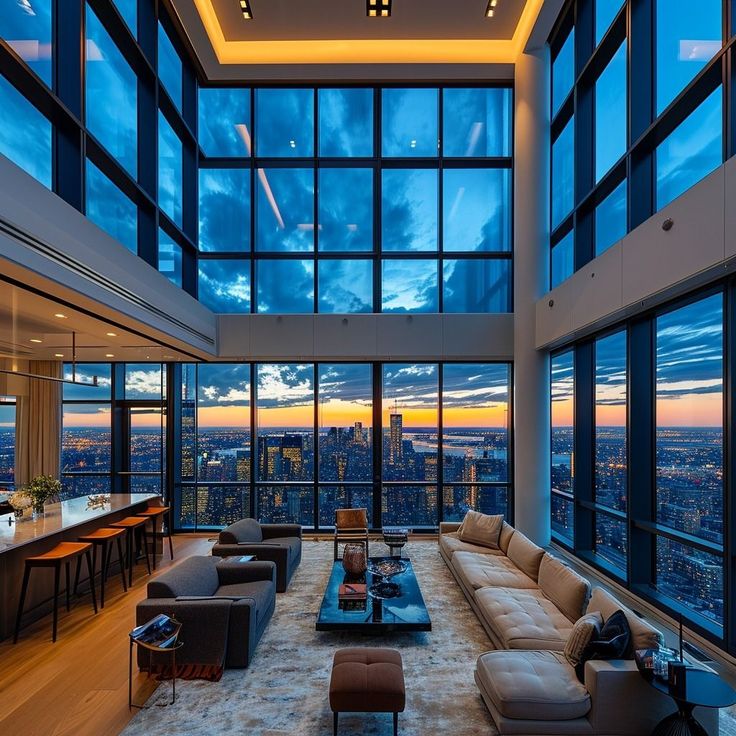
[256,364,313,408]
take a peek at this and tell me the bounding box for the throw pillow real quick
[575,609,632,681]
[457,511,504,549]
[564,611,603,667]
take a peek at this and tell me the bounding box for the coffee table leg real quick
[651,701,708,736]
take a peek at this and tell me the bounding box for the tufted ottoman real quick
[329,648,406,735]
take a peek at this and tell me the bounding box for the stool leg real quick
[151,519,158,571]
[52,562,61,642]
[116,535,128,592]
[73,555,83,596]
[393,712,398,736]
[13,564,31,644]
[127,529,133,587]
[141,527,151,575]
[100,541,109,609]
[65,561,71,612]
[333,712,338,736]
[167,510,174,561]
[85,549,98,614]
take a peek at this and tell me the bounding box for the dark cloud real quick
[443,259,510,312]
[198,87,250,157]
[256,259,313,313]
[318,168,373,252]
[381,169,438,252]
[318,260,372,313]
[256,167,313,252]
[199,258,250,312]
[318,88,373,157]
[199,168,250,252]
[256,89,314,157]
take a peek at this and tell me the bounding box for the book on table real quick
[338,583,367,600]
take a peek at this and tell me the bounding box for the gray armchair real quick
[212,518,302,592]
[135,555,276,669]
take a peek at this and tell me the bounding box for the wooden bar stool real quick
[136,506,174,570]
[109,517,151,586]
[75,527,128,608]
[14,542,97,643]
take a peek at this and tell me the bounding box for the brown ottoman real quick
[329,648,406,735]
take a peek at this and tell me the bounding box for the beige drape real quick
[15,360,62,487]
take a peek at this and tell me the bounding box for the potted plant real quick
[24,475,62,516]
[8,490,32,521]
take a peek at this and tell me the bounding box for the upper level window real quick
[595,42,627,182]
[382,259,438,313]
[0,0,52,86]
[595,179,627,256]
[382,88,438,157]
[443,259,510,313]
[318,260,372,313]
[85,159,137,253]
[381,169,438,251]
[442,88,512,157]
[255,89,314,158]
[551,116,574,230]
[199,258,250,313]
[113,0,136,37]
[0,397,16,487]
[198,88,251,158]
[256,259,313,313]
[318,88,373,157]
[551,230,574,289]
[158,111,183,227]
[552,29,574,116]
[199,168,250,252]
[318,168,373,251]
[158,229,182,287]
[158,23,182,112]
[595,0,623,45]
[255,168,314,252]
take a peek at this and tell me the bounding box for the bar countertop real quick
[0,493,159,554]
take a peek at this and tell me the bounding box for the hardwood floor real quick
[0,534,215,736]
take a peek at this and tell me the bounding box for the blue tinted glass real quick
[0,75,51,188]
[595,180,627,256]
[382,88,438,157]
[443,169,510,252]
[85,160,137,253]
[158,23,182,112]
[656,0,721,114]
[551,230,574,289]
[442,88,512,157]
[595,42,627,182]
[256,168,314,251]
[318,260,372,313]
[63,363,112,400]
[199,168,250,252]
[595,0,623,45]
[552,29,574,116]
[318,88,373,157]
[552,117,574,229]
[382,259,438,312]
[0,0,52,85]
[318,168,372,252]
[596,513,627,569]
[443,259,510,313]
[158,111,183,226]
[255,89,314,157]
[199,259,250,312]
[256,260,314,313]
[656,87,722,210]
[158,229,182,287]
[198,88,251,157]
[85,5,137,176]
[113,0,136,36]
[381,169,437,251]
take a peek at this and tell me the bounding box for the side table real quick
[382,527,409,558]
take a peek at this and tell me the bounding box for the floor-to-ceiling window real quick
[0,396,16,490]
[551,351,575,543]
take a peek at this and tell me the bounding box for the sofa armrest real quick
[261,523,302,540]
[216,560,276,586]
[439,522,461,535]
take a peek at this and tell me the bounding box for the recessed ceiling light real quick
[239,0,252,19]
[485,0,498,17]
[105,353,114,358]
[54,353,64,358]
[30,338,42,343]
[367,0,391,17]
[289,140,296,148]
[106,332,117,337]
[54,313,67,319]
[410,140,417,148]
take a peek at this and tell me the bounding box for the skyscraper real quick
[389,408,403,465]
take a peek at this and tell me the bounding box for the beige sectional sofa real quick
[439,521,718,736]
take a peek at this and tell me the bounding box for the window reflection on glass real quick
[382,88,438,157]
[195,486,250,528]
[256,168,314,252]
[158,111,183,226]
[551,230,574,289]
[318,260,372,313]
[552,29,574,116]
[595,180,626,257]
[595,513,627,571]
[85,159,137,254]
[552,117,574,230]
[595,0,623,45]
[158,229,182,287]
[125,363,164,399]
[256,259,313,313]
[255,88,314,157]
[656,87,722,210]
[318,88,373,157]
[443,169,510,252]
[62,403,111,472]
[551,350,574,543]
[158,23,182,112]
[319,486,373,527]
[595,42,627,182]
[0,75,51,188]
[443,88,512,157]
[318,168,373,252]
[199,258,250,312]
[0,0,52,85]
[113,0,136,36]
[382,259,438,312]
[198,88,251,157]
[258,485,314,525]
[381,169,438,251]
[199,168,250,252]
[0,399,15,485]
[85,4,137,176]
[443,259,510,313]
[63,364,112,401]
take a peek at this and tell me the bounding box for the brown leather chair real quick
[333,508,369,561]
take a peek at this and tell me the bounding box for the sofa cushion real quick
[439,532,505,559]
[216,580,274,627]
[452,551,538,591]
[498,521,515,555]
[264,536,301,561]
[475,586,575,650]
[148,556,219,598]
[476,650,591,721]
[506,531,545,582]
[586,587,664,653]
[219,518,263,544]
[458,511,504,549]
[538,554,591,622]
[564,611,603,667]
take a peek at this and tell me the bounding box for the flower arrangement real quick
[23,475,62,514]
[9,490,32,512]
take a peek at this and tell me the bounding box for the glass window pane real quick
[595,331,627,512]
[0,75,51,188]
[198,88,251,157]
[382,259,438,313]
[129,407,164,473]
[656,0,721,114]
[199,168,250,252]
[62,403,111,472]
[551,350,574,542]
[551,230,574,289]
[595,513,627,570]
[382,88,438,157]
[125,364,164,399]
[381,169,438,251]
[158,23,182,112]
[442,259,510,313]
[179,363,196,482]
[318,364,372,482]
[552,29,574,116]
[382,364,438,482]
[62,475,110,501]
[256,168,314,252]
[443,88,512,157]
[0,400,15,485]
[595,180,627,257]
[318,260,372,313]
[381,485,437,527]
[656,294,723,545]
[552,117,574,230]
[595,42,627,182]
[255,89,314,157]
[319,486,373,528]
[443,486,508,522]
[552,493,574,543]
[199,258,250,313]
[257,485,313,526]
[85,5,137,176]
[158,229,182,287]
[318,168,373,252]
[256,259,314,313]
[595,0,623,45]
[85,159,137,253]
[656,87,722,210]
[63,364,112,401]
[194,486,250,528]
[113,0,136,36]
[0,0,52,85]
[443,169,510,252]
[318,88,373,157]
[158,111,183,226]
[256,364,314,481]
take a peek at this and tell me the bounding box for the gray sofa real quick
[212,518,302,593]
[136,556,276,669]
